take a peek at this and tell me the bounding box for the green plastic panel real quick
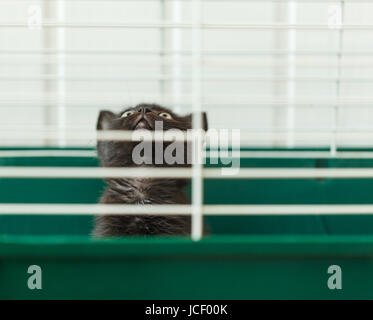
[1,148,373,299]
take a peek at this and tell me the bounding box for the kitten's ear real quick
[185,112,208,131]
[97,110,116,130]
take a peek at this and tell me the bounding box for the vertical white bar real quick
[331,1,345,156]
[287,0,296,147]
[42,0,52,146]
[159,0,166,100]
[272,2,287,147]
[57,0,66,146]
[171,0,182,112]
[191,0,203,241]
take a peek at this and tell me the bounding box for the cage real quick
[1,0,373,299]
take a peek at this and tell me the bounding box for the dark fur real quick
[92,103,207,237]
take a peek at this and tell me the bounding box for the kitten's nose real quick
[139,106,151,114]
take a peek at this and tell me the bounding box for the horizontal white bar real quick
[206,205,373,215]
[0,167,193,178]
[0,150,97,158]
[1,204,373,215]
[4,58,373,68]
[3,0,372,2]
[211,151,373,159]
[233,132,373,143]
[0,130,192,142]
[3,22,373,30]
[3,0,370,2]
[3,131,373,143]
[3,167,373,179]
[0,204,191,215]
[6,103,373,109]
[2,74,373,82]
[2,49,373,56]
[3,150,373,159]
[5,95,373,106]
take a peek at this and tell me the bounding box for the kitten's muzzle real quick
[133,114,154,129]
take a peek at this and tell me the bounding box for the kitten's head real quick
[97,103,207,132]
[97,103,208,167]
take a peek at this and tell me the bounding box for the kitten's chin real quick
[134,119,153,130]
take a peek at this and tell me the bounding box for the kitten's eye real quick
[158,112,172,119]
[121,111,134,118]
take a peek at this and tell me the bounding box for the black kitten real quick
[92,103,208,237]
